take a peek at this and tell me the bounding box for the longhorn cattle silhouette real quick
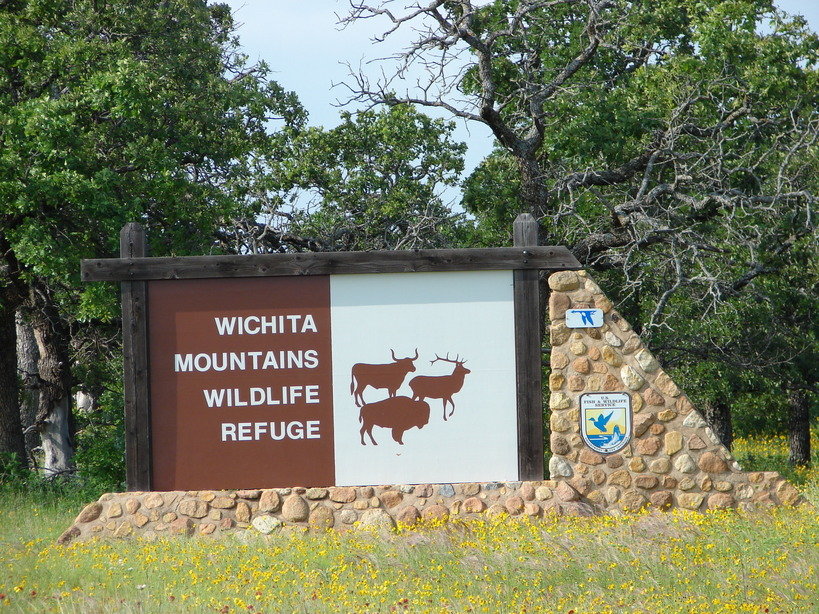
[359,396,430,445]
[409,354,470,421]
[350,349,418,406]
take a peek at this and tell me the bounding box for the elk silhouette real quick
[350,348,418,407]
[409,353,471,421]
[359,396,430,445]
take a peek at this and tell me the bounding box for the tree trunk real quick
[702,398,733,450]
[16,311,40,465]
[28,284,75,478]
[787,387,811,467]
[0,299,25,469]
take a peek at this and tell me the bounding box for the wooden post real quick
[120,223,151,491]
[513,213,544,480]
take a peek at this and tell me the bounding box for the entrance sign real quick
[580,392,632,454]
[566,308,604,328]
[82,215,581,490]
[147,271,518,490]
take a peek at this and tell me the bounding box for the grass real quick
[1,433,818,614]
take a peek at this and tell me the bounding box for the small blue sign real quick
[566,308,604,328]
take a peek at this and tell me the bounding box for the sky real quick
[219,0,819,193]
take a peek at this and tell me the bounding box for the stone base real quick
[58,481,596,543]
[58,474,806,544]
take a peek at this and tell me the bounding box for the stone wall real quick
[546,269,804,512]
[58,481,594,544]
[58,270,806,543]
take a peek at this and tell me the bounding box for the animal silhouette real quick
[588,411,614,433]
[350,348,418,406]
[359,396,430,445]
[409,354,470,421]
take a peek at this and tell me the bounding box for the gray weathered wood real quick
[120,223,151,491]
[513,213,545,480]
[82,246,581,281]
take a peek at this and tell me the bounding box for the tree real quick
[341,0,818,458]
[0,0,304,475]
[220,105,466,253]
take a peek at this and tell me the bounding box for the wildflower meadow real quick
[1,431,818,614]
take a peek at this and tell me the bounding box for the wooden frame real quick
[84,215,581,489]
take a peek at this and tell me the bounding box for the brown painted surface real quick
[409,354,471,421]
[358,396,430,445]
[350,349,418,406]
[148,277,334,490]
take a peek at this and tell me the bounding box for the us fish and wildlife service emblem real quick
[580,392,632,454]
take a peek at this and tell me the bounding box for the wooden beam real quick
[513,214,545,481]
[120,223,152,491]
[82,246,581,282]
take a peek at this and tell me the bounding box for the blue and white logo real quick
[580,392,632,454]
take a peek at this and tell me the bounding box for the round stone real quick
[551,350,570,369]
[329,487,357,503]
[281,495,310,522]
[505,496,525,515]
[252,515,282,534]
[396,506,421,524]
[549,392,572,410]
[697,451,729,474]
[649,457,671,474]
[608,469,632,487]
[549,271,580,291]
[258,490,281,513]
[463,497,486,513]
[628,457,646,472]
[550,323,571,345]
[601,346,622,367]
[643,388,665,406]
[620,492,647,512]
[550,413,572,433]
[549,291,571,319]
[605,454,624,468]
[421,504,450,522]
[358,509,396,530]
[309,506,335,530]
[339,510,358,524]
[551,434,571,456]
[650,491,673,509]
[664,431,683,456]
[707,493,735,509]
[674,454,697,474]
[75,502,103,524]
[379,490,403,508]
[635,476,658,490]
[678,493,705,510]
[572,357,591,374]
[549,456,574,478]
[621,366,645,390]
[634,349,660,372]
[235,501,252,524]
[535,487,553,501]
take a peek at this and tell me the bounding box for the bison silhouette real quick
[359,396,430,445]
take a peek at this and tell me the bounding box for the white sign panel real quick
[330,270,519,486]
[566,308,604,328]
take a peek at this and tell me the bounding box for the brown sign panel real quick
[147,276,334,490]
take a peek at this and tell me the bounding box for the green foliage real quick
[278,105,467,251]
[0,0,305,310]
